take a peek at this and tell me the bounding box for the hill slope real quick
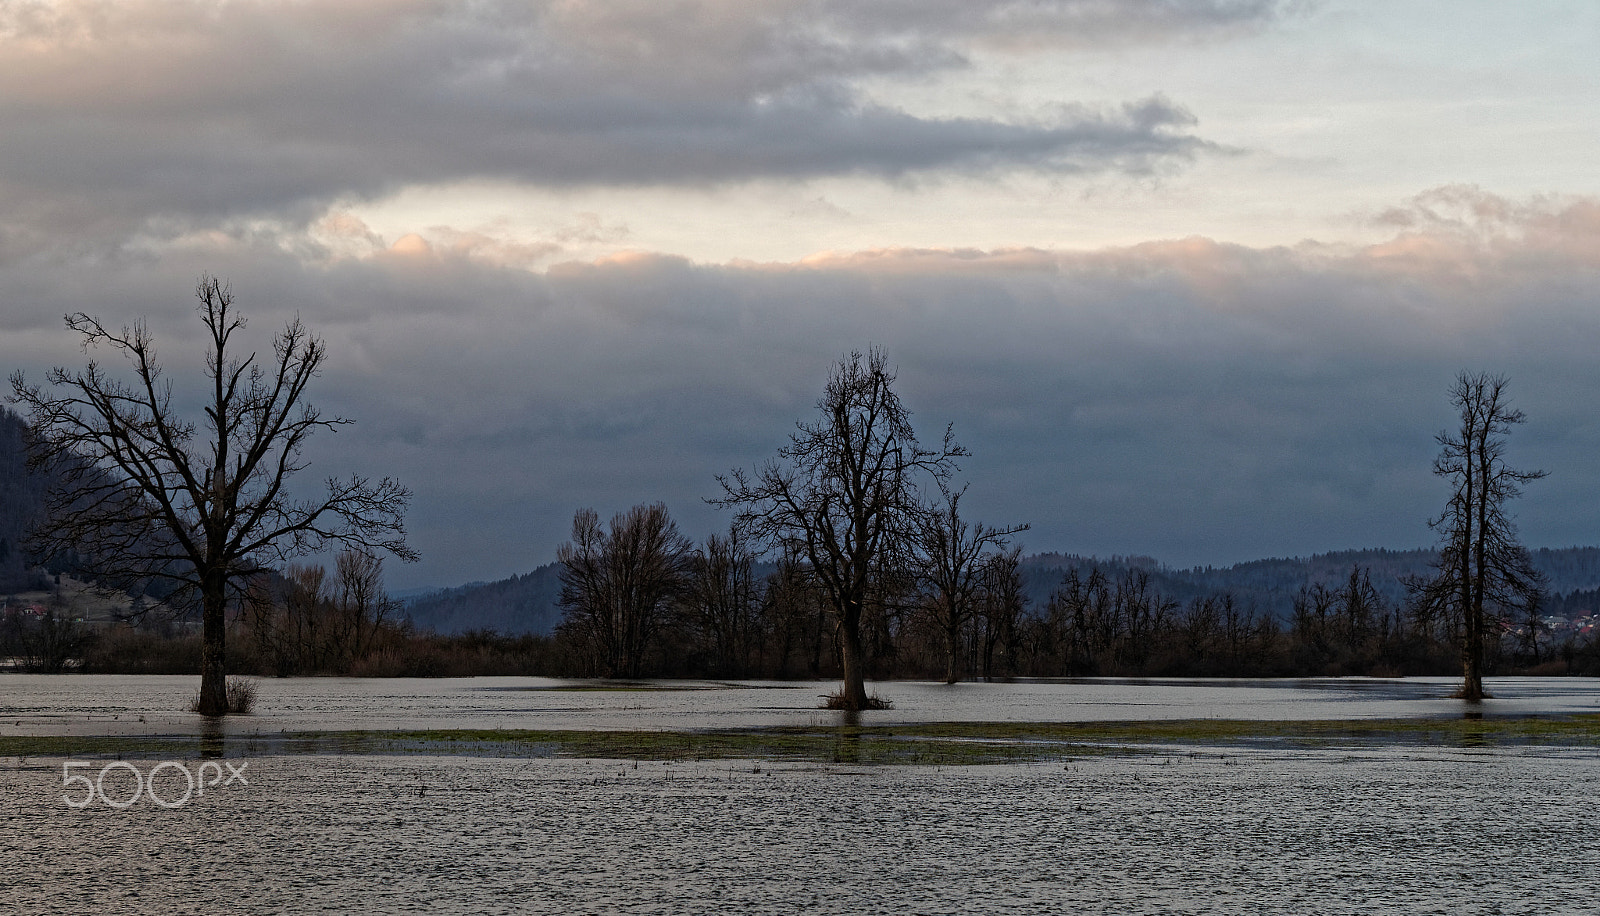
[0,409,50,593]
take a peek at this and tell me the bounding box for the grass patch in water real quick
[6,714,1596,765]
[880,715,1600,750]
[522,682,724,693]
[0,734,250,760]
[300,713,1600,763]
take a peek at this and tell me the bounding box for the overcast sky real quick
[5,0,1600,590]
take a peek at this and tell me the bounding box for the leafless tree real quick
[556,502,693,678]
[714,347,963,709]
[760,554,831,678]
[682,528,765,677]
[975,548,1027,680]
[3,600,91,673]
[9,277,415,714]
[914,484,1027,683]
[248,563,329,676]
[246,549,396,675]
[1408,372,1545,701]
[331,549,395,665]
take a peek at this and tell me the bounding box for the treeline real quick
[546,502,1600,681]
[398,546,1600,638]
[12,541,1598,678]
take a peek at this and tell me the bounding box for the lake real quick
[3,675,1598,914]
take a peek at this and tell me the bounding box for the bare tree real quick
[714,347,963,710]
[3,602,91,673]
[915,484,1027,683]
[1409,372,1545,701]
[248,563,330,676]
[975,548,1026,680]
[10,277,415,714]
[246,550,396,675]
[682,528,765,677]
[760,554,831,678]
[331,549,396,665]
[556,503,693,678]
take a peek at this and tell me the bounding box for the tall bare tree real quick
[682,528,765,676]
[915,484,1027,683]
[246,550,396,675]
[10,277,415,714]
[1409,371,1545,701]
[556,502,693,678]
[975,548,1027,680]
[714,347,963,709]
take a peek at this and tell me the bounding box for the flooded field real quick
[3,676,1598,913]
[6,748,1597,914]
[5,674,1600,737]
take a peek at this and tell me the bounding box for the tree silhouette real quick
[556,502,693,678]
[915,484,1027,683]
[10,277,415,714]
[715,347,963,709]
[1409,372,1545,701]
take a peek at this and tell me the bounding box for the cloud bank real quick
[6,187,1599,588]
[0,0,1279,260]
[8,4,1592,590]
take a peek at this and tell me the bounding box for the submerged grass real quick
[6,713,1597,765]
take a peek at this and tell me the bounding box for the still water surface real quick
[5,674,1600,736]
[3,676,1598,913]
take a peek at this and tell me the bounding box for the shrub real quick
[190,677,258,715]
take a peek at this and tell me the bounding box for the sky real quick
[4,0,1600,591]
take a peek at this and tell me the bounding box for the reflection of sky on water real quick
[4,675,1598,738]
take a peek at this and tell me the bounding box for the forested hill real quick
[402,564,567,635]
[0,408,50,593]
[405,545,1600,636]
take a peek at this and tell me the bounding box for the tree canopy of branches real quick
[556,502,693,678]
[715,346,964,710]
[247,550,398,676]
[915,485,1027,683]
[682,528,764,677]
[1409,371,1545,701]
[9,277,415,714]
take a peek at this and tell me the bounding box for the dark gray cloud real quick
[7,188,1600,589]
[0,0,1272,249]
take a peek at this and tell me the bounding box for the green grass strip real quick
[3,714,1596,765]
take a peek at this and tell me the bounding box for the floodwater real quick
[3,676,1599,914]
[4,674,1600,737]
[5,748,1597,914]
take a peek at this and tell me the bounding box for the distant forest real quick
[402,547,1600,638]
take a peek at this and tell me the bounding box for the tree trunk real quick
[837,603,869,709]
[945,620,960,685]
[197,583,229,716]
[1460,629,1486,700]
[1460,575,1489,700]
